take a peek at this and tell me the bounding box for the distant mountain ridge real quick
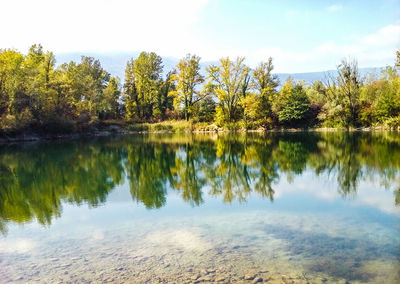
[275,67,384,85]
[55,52,385,86]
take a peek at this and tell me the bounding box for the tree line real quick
[1,45,399,133]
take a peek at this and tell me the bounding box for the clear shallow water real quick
[0,132,399,283]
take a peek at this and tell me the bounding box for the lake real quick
[0,132,399,283]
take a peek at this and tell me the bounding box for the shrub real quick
[41,117,76,134]
[384,116,400,129]
[223,122,241,131]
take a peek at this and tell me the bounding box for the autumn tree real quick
[0,49,25,120]
[206,57,250,124]
[252,57,279,125]
[169,54,204,121]
[134,52,163,120]
[99,77,121,119]
[337,58,361,127]
[123,59,138,120]
[156,71,175,120]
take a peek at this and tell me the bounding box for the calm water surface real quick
[0,132,399,283]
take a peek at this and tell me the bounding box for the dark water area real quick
[0,132,399,283]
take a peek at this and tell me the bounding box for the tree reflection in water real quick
[0,132,399,234]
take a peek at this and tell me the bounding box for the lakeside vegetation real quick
[0,45,399,135]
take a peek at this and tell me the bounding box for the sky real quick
[1,0,399,72]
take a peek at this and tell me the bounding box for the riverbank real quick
[0,120,399,144]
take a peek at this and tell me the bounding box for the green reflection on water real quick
[0,132,399,234]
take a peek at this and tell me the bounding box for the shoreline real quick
[0,125,399,144]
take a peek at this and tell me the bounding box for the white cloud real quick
[0,238,37,254]
[361,24,400,46]
[313,23,400,66]
[250,23,400,72]
[273,173,400,217]
[192,23,399,73]
[0,1,398,73]
[146,228,213,251]
[0,0,209,57]
[327,4,343,12]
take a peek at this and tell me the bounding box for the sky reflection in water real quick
[0,132,399,283]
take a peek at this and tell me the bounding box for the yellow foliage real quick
[240,93,260,121]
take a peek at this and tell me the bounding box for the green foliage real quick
[0,46,399,133]
[123,52,174,122]
[206,57,250,123]
[384,115,400,129]
[272,77,294,114]
[156,71,175,121]
[68,56,111,118]
[0,45,122,134]
[169,54,205,121]
[251,57,279,126]
[123,58,138,120]
[318,59,364,128]
[306,81,327,106]
[319,84,348,127]
[337,59,361,127]
[195,96,216,122]
[223,121,241,131]
[278,83,310,126]
[40,116,76,134]
[100,77,121,119]
[373,68,400,121]
[358,66,400,126]
[128,52,163,120]
[0,49,25,116]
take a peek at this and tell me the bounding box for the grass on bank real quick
[2,118,399,139]
[125,120,220,132]
[105,119,400,133]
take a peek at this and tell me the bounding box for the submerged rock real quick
[244,274,255,280]
[190,274,200,280]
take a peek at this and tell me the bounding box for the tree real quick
[196,96,216,122]
[278,83,310,126]
[206,57,250,124]
[240,93,259,123]
[122,52,163,120]
[337,58,361,127]
[396,50,400,68]
[358,67,400,126]
[62,56,110,123]
[252,57,279,125]
[306,80,327,106]
[272,77,293,114]
[100,77,121,119]
[156,71,175,120]
[123,59,138,120]
[24,44,57,122]
[133,52,163,120]
[0,49,26,131]
[0,49,24,116]
[169,54,205,121]
[306,81,327,126]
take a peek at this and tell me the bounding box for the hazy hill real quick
[55,53,384,86]
[275,67,383,85]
